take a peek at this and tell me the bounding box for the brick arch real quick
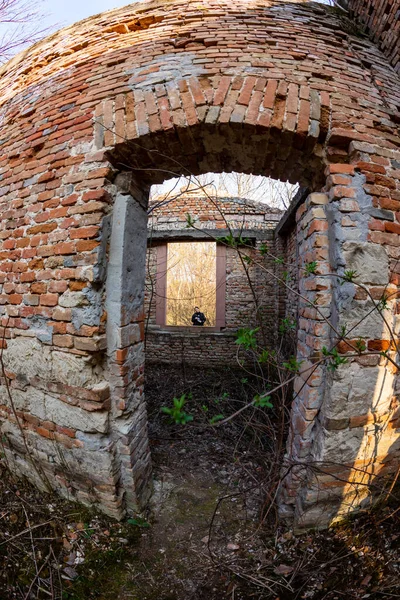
[0,0,399,526]
[101,83,329,188]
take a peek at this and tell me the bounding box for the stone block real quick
[59,292,89,308]
[342,242,389,285]
[323,363,395,419]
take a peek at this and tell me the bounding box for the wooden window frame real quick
[155,241,226,331]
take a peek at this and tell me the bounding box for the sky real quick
[41,0,139,31]
[40,0,330,30]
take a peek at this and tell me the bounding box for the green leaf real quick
[185,213,196,228]
[127,517,151,528]
[161,393,193,425]
[342,269,358,283]
[258,349,270,364]
[253,394,273,408]
[304,261,318,276]
[282,356,303,373]
[235,327,259,350]
[279,317,296,334]
[209,414,225,425]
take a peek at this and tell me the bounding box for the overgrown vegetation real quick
[0,363,398,599]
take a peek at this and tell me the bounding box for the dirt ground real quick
[0,365,399,599]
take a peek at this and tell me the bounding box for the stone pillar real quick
[106,188,152,513]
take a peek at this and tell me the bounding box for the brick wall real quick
[342,0,400,74]
[0,0,399,527]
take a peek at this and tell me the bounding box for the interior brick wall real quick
[144,192,281,365]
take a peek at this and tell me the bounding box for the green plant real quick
[258,349,270,363]
[342,269,358,283]
[378,295,389,311]
[209,414,225,425]
[253,394,273,408]
[161,393,193,424]
[322,346,348,371]
[279,317,296,335]
[217,233,249,247]
[127,517,151,528]
[282,270,292,282]
[305,261,318,276]
[185,213,197,228]
[355,338,366,353]
[282,356,303,373]
[235,327,259,350]
[213,391,229,405]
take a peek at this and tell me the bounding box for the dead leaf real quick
[63,537,72,551]
[227,543,240,551]
[274,564,294,576]
[62,566,79,580]
[361,575,372,587]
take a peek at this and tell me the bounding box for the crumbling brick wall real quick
[341,0,399,74]
[0,0,398,528]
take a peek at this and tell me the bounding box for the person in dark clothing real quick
[191,306,206,326]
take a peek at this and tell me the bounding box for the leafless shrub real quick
[0,0,54,63]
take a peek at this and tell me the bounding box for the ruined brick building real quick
[144,190,282,365]
[0,0,399,528]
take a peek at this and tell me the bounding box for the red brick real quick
[40,293,58,306]
[263,80,277,110]
[385,222,400,235]
[9,294,22,304]
[54,241,76,254]
[75,240,99,252]
[53,334,74,348]
[237,76,256,106]
[36,427,55,440]
[326,164,355,175]
[56,425,76,438]
[82,190,110,203]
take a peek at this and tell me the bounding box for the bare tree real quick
[151,171,298,210]
[166,241,217,326]
[0,0,53,64]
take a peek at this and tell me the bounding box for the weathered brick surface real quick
[344,0,400,75]
[0,0,398,526]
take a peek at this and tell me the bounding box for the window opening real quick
[166,241,217,327]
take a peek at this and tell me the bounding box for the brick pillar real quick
[279,192,332,524]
